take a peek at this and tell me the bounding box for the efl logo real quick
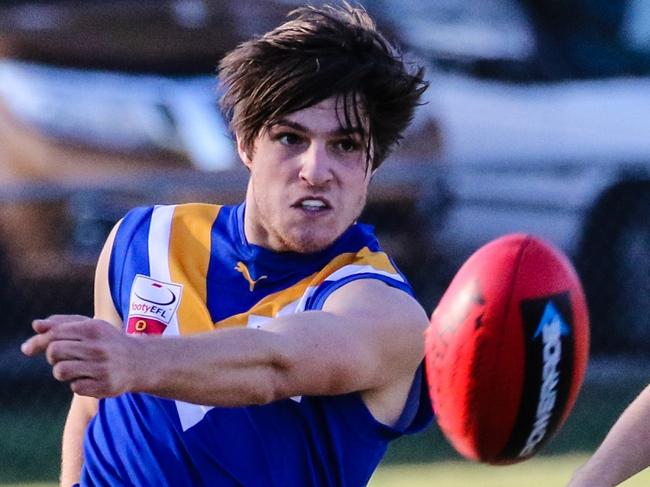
[128,275,183,327]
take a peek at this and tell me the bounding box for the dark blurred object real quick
[371,0,650,355]
[0,0,288,74]
[523,0,650,79]
[373,0,650,82]
[367,0,540,81]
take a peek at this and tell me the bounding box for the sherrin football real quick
[425,234,589,464]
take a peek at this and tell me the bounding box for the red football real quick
[425,233,589,464]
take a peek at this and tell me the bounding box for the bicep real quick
[322,279,428,385]
[264,279,428,397]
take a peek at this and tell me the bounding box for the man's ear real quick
[236,134,253,170]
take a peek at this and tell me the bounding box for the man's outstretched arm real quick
[23,275,427,427]
[569,384,650,486]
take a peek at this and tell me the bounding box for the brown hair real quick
[218,2,428,170]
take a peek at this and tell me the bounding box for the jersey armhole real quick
[304,272,414,312]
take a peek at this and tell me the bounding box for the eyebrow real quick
[272,119,365,137]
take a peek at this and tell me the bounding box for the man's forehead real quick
[277,96,368,133]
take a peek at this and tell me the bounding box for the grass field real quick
[371,456,650,486]
[4,457,650,487]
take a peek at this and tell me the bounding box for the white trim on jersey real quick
[325,264,405,283]
[147,205,215,432]
[148,205,179,337]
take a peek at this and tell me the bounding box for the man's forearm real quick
[131,310,380,407]
[133,326,294,407]
[570,385,650,486]
[21,316,297,406]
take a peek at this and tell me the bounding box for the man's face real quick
[239,96,372,253]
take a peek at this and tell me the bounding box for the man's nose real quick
[298,143,334,187]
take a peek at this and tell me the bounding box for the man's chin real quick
[282,231,340,254]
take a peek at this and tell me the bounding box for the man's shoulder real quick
[317,225,404,283]
[110,203,230,262]
[169,202,225,225]
[305,239,413,312]
[117,203,227,231]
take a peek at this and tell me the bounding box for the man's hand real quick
[21,315,139,398]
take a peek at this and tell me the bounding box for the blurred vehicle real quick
[0,0,446,341]
[377,0,650,354]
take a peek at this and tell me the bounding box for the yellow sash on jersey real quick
[165,204,401,334]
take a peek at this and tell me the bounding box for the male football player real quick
[22,3,432,486]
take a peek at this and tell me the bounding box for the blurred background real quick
[0,0,648,484]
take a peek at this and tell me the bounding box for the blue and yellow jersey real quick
[82,203,431,486]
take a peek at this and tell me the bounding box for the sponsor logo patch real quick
[127,275,183,335]
[499,292,575,459]
[519,300,571,457]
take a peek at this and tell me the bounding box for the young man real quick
[21,4,432,486]
[568,384,650,486]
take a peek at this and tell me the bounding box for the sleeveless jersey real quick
[81,203,432,486]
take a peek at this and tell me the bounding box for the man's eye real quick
[337,139,361,153]
[277,133,301,145]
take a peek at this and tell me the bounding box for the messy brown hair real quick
[218,2,428,170]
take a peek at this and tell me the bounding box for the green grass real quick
[1,485,56,487]
[1,484,56,487]
[0,403,68,483]
[370,456,650,487]
[4,457,650,487]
